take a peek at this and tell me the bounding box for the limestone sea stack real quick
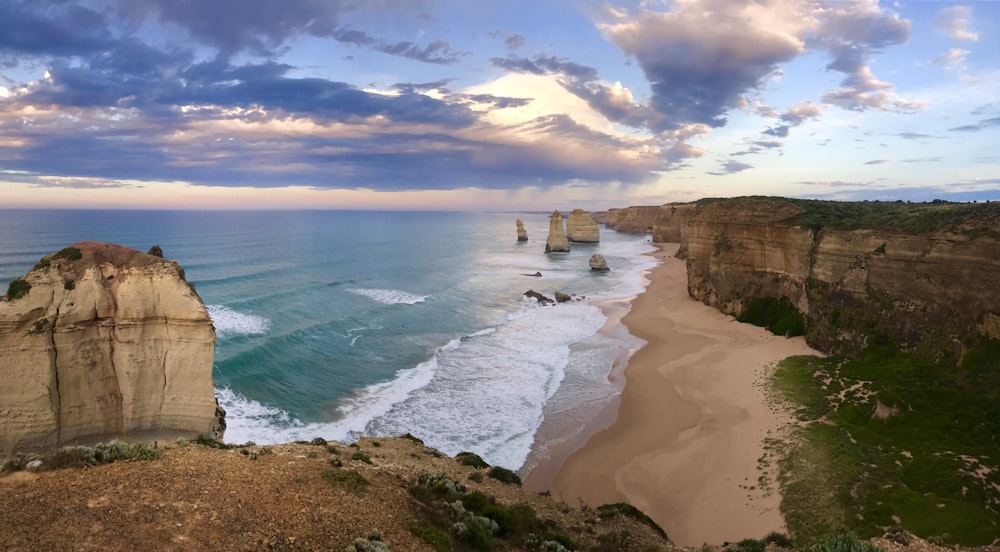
[0,242,222,457]
[566,209,600,243]
[544,210,571,253]
[516,219,528,241]
[589,254,610,271]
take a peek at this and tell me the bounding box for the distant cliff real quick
[0,242,222,456]
[668,198,1000,358]
[593,206,662,234]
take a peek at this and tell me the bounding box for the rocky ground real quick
[1,435,995,552]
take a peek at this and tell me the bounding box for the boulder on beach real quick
[589,254,610,271]
[554,291,571,303]
[544,211,570,253]
[524,289,554,305]
[516,219,528,241]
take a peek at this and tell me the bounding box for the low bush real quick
[52,247,82,261]
[352,450,373,464]
[322,469,369,493]
[487,466,521,485]
[409,520,451,552]
[457,452,490,469]
[805,532,882,552]
[346,529,390,552]
[5,279,31,301]
[596,503,668,541]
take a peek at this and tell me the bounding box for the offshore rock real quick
[544,211,570,253]
[524,289,554,305]
[554,291,571,303]
[589,254,610,271]
[0,242,221,457]
[566,209,600,243]
[516,219,528,241]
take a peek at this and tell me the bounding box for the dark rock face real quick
[524,290,554,305]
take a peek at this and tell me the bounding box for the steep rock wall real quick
[0,242,221,455]
[679,199,1000,357]
[545,211,570,253]
[593,206,662,234]
[565,209,600,243]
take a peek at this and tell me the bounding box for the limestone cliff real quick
[565,209,600,243]
[544,211,570,253]
[516,218,528,241]
[0,242,221,456]
[677,198,1000,357]
[593,206,662,234]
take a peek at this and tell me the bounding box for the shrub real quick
[596,503,668,541]
[5,279,31,301]
[419,472,467,496]
[93,440,160,463]
[310,437,328,446]
[147,245,163,258]
[401,433,425,445]
[805,532,882,552]
[487,466,521,485]
[409,520,452,552]
[345,529,390,552]
[468,471,485,483]
[322,469,369,493]
[194,434,234,449]
[457,452,490,469]
[764,532,794,548]
[64,280,75,290]
[737,296,805,337]
[52,247,82,261]
[352,450,373,464]
[728,538,766,552]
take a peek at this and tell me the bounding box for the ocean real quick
[0,210,655,470]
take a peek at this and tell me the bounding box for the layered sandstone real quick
[516,219,528,241]
[544,211,570,253]
[677,198,1000,356]
[0,242,221,456]
[593,206,662,234]
[565,209,600,243]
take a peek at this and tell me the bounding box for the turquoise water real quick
[0,210,655,468]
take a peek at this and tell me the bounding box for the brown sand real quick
[547,244,819,546]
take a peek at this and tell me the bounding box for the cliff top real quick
[694,197,1000,239]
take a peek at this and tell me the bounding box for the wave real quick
[207,305,271,337]
[347,288,429,305]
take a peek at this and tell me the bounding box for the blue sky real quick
[0,0,997,209]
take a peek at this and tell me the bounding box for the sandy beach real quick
[542,244,818,546]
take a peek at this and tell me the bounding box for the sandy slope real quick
[548,245,819,546]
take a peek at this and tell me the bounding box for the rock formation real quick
[554,292,571,303]
[0,242,222,457]
[589,254,610,271]
[544,211,570,253]
[675,198,1000,357]
[565,209,600,243]
[516,219,528,241]
[592,206,662,234]
[524,290,553,305]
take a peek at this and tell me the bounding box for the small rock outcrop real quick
[554,292,571,303]
[544,211,570,253]
[524,290,553,305]
[0,242,221,457]
[516,219,528,242]
[566,209,600,243]
[589,254,610,271]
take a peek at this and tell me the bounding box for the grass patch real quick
[52,247,83,261]
[5,279,30,301]
[1,440,160,473]
[773,342,1000,546]
[322,469,369,493]
[805,532,882,552]
[352,450,373,464]
[486,466,521,485]
[456,452,490,469]
[409,519,452,552]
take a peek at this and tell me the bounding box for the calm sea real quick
[0,210,655,469]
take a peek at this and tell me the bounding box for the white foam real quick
[348,288,429,305]
[207,305,271,338]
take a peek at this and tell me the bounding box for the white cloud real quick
[935,6,979,42]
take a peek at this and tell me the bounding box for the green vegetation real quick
[1,440,160,473]
[64,279,75,290]
[456,452,490,469]
[322,468,369,493]
[346,529,390,552]
[738,296,806,337]
[486,466,521,486]
[52,247,83,261]
[352,450,373,464]
[805,532,882,552]
[595,503,668,541]
[5,279,30,301]
[409,520,452,552]
[773,338,1000,546]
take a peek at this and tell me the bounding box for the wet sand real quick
[542,244,818,546]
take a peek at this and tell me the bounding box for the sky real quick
[0,0,998,210]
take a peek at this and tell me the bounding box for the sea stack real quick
[589,254,610,271]
[566,209,600,243]
[0,242,222,457]
[516,219,528,241]
[544,211,571,253]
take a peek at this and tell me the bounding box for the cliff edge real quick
[0,242,222,457]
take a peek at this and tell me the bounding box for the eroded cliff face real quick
[593,206,662,234]
[0,242,221,456]
[565,209,600,243]
[679,199,1000,357]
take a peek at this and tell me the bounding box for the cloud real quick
[901,157,942,163]
[895,132,936,140]
[863,159,890,165]
[0,1,113,57]
[935,48,971,73]
[597,1,806,129]
[332,27,467,65]
[948,117,1000,132]
[505,34,526,51]
[816,1,922,113]
[708,160,754,175]
[935,6,979,42]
